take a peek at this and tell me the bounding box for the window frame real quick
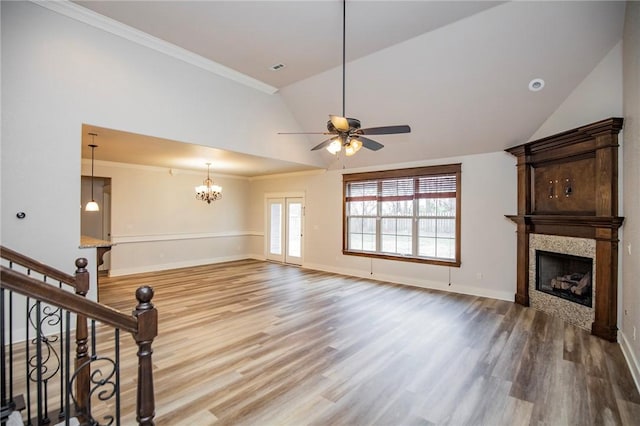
[342,164,461,267]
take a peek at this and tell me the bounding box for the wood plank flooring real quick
[98,260,640,425]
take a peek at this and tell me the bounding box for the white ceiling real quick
[73,1,627,176]
[74,1,503,89]
[81,125,318,177]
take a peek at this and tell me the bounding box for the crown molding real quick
[249,168,326,181]
[81,158,250,180]
[32,0,278,95]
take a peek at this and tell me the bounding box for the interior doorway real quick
[266,195,304,265]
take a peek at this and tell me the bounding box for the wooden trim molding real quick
[111,231,261,244]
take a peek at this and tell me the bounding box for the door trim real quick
[264,192,305,265]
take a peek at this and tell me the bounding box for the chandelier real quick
[195,163,222,204]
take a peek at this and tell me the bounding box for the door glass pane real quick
[270,203,282,255]
[288,203,301,257]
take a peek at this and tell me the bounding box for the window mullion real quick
[376,180,381,253]
[413,178,418,256]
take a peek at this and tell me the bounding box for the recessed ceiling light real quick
[269,63,286,71]
[529,78,545,92]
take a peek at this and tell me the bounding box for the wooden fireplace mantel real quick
[505,215,624,239]
[505,117,624,342]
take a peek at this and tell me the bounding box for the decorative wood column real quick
[505,117,623,342]
[590,126,622,341]
[510,145,532,306]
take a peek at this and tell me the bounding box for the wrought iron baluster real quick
[1,288,6,411]
[6,263,13,416]
[65,311,71,426]
[42,276,49,423]
[115,329,120,426]
[9,291,13,409]
[59,280,65,422]
[91,320,97,359]
[25,297,32,426]
[0,287,9,421]
[35,300,45,424]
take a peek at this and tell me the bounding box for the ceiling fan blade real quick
[358,125,411,135]
[329,115,350,132]
[311,138,335,151]
[278,132,333,135]
[357,136,384,151]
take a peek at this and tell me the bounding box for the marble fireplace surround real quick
[529,234,596,330]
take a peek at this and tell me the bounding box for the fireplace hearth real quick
[535,250,592,307]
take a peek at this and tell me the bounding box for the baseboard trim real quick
[109,255,249,277]
[619,330,640,394]
[301,261,513,302]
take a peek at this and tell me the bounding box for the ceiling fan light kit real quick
[278,0,410,157]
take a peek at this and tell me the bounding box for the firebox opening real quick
[535,250,593,307]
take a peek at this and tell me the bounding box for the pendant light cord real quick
[88,133,98,202]
[90,146,95,200]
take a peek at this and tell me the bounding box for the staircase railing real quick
[1,246,157,425]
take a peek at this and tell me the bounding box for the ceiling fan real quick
[278,0,411,157]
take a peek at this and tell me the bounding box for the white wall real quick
[621,0,640,390]
[249,151,517,301]
[81,160,252,276]
[0,1,316,292]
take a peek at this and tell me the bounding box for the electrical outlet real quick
[628,243,632,255]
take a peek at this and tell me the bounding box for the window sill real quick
[342,250,460,267]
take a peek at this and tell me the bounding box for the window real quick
[343,164,461,266]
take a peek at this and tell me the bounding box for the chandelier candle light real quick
[85,134,100,212]
[195,163,222,204]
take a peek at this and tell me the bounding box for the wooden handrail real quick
[1,266,137,333]
[1,246,77,288]
[2,247,157,425]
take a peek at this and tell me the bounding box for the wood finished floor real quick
[99,260,640,425]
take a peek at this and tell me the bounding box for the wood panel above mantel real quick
[505,117,623,342]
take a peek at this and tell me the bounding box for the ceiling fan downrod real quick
[342,0,346,118]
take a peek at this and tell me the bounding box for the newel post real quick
[73,258,90,418]
[133,286,157,426]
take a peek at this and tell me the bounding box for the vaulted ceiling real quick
[72,1,626,175]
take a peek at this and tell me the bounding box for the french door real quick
[266,196,304,265]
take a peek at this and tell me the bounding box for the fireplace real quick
[535,250,593,307]
[506,117,624,341]
[528,234,596,330]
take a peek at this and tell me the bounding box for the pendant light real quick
[85,133,99,212]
